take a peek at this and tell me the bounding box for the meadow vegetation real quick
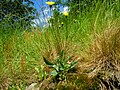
[0,0,120,90]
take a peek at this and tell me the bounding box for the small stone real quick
[25,83,39,90]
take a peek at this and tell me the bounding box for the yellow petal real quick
[63,12,69,16]
[46,1,55,6]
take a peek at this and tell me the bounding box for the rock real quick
[25,83,39,90]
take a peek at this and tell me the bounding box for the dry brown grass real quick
[87,23,120,89]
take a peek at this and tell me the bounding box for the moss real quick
[55,74,100,90]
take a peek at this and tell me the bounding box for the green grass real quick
[0,0,120,89]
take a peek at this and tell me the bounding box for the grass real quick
[0,0,120,90]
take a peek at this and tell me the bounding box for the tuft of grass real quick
[88,21,120,89]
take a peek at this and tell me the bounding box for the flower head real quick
[63,12,69,16]
[46,1,55,6]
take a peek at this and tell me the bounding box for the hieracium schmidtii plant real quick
[43,50,78,82]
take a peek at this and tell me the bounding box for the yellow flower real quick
[63,12,69,16]
[46,1,55,6]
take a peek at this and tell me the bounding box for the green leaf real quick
[59,50,64,57]
[70,61,78,69]
[50,70,58,76]
[60,61,64,68]
[67,56,72,61]
[43,57,54,67]
[60,67,64,71]
[54,64,59,71]
[59,61,66,71]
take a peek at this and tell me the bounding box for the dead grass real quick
[86,22,120,89]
